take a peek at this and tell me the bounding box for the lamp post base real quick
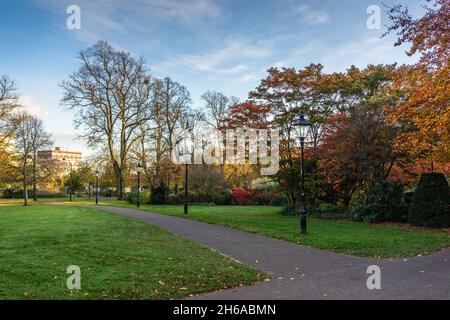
[300,214,307,235]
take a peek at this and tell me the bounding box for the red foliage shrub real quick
[232,188,262,205]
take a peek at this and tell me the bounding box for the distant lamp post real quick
[63,157,73,202]
[294,113,313,235]
[95,169,100,205]
[179,143,191,216]
[136,163,144,208]
[184,163,189,215]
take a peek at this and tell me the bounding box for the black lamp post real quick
[184,163,188,215]
[294,113,312,235]
[95,169,100,205]
[136,163,144,208]
[63,158,73,202]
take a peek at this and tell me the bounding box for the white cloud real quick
[19,95,50,119]
[297,5,310,13]
[296,4,329,24]
[169,37,274,74]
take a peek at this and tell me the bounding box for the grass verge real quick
[0,205,266,299]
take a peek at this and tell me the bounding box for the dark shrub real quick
[164,191,233,206]
[254,191,275,205]
[270,193,288,207]
[404,191,415,207]
[150,186,166,204]
[409,173,450,227]
[351,181,408,223]
[211,191,233,205]
[281,205,299,216]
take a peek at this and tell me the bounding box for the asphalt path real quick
[91,206,450,300]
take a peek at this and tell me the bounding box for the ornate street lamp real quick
[136,163,144,208]
[294,113,313,235]
[95,169,100,205]
[63,157,73,202]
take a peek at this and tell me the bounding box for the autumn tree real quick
[318,65,405,205]
[247,64,348,207]
[61,41,155,199]
[384,0,449,172]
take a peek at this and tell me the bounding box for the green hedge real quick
[409,173,450,228]
[351,181,408,223]
[127,192,151,205]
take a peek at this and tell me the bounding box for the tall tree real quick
[30,117,53,200]
[12,113,51,206]
[384,0,449,171]
[61,41,155,199]
[201,91,237,129]
[318,65,405,205]
[0,75,21,164]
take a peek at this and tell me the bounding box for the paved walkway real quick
[91,206,450,300]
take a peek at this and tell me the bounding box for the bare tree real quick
[159,77,192,157]
[30,119,53,200]
[151,77,192,193]
[201,91,236,129]
[11,112,37,206]
[61,41,155,199]
[0,75,21,159]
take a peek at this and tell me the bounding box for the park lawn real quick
[0,205,266,300]
[85,201,450,259]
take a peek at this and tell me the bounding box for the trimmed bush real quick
[409,173,450,228]
[127,191,151,205]
[254,191,275,205]
[150,186,166,204]
[270,193,288,207]
[351,181,408,223]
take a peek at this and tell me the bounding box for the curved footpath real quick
[89,206,450,300]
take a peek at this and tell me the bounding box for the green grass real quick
[80,201,450,258]
[0,205,266,300]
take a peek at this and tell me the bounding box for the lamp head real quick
[294,113,312,140]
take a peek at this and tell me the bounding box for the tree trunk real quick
[119,175,124,200]
[23,178,28,206]
[32,153,37,201]
[32,180,37,201]
[112,161,124,200]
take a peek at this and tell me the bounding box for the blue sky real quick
[0,0,423,157]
